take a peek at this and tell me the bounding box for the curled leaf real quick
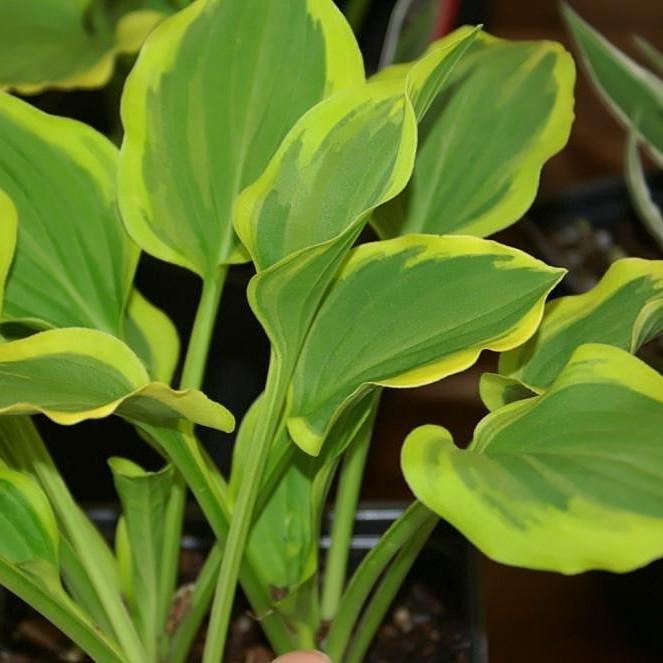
[404,344,663,574]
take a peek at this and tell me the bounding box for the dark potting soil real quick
[1,511,479,663]
[0,552,472,663]
[0,582,469,663]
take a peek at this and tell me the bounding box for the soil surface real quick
[1,530,474,662]
[0,581,469,663]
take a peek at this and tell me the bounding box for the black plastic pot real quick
[0,504,486,662]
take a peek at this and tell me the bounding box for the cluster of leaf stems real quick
[168,269,437,663]
[9,264,435,663]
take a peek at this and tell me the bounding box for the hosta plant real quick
[1,1,663,662]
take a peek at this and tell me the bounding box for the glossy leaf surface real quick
[373,28,575,238]
[239,29,475,379]
[404,344,663,574]
[0,328,234,431]
[287,235,564,455]
[119,0,364,276]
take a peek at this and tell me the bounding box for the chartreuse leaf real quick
[0,92,138,335]
[479,374,538,412]
[404,344,663,574]
[0,0,166,94]
[237,31,478,370]
[109,458,174,659]
[562,4,663,165]
[287,235,564,455]
[124,289,180,382]
[0,327,234,431]
[0,189,17,316]
[491,258,663,408]
[373,27,575,239]
[119,0,364,277]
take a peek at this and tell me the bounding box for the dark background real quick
[25,1,663,661]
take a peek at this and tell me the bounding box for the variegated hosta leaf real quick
[0,189,17,318]
[119,0,364,277]
[286,235,564,455]
[0,92,179,379]
[0,327,234,431]
[491,258,663,408]
[479,374,538,412]
[234,28,476,271]
[0,0,166,94]
[0,461,59,576]
[403,343,663,574]
[109,458,173,652]
[124,289,180,383]
[0,92,137,335]
[237,30,476,371]
[373,27,575,239]
[235,82,417,271]
[562,4,663,165]
[387,26,481,123]
[239,82,418,367]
